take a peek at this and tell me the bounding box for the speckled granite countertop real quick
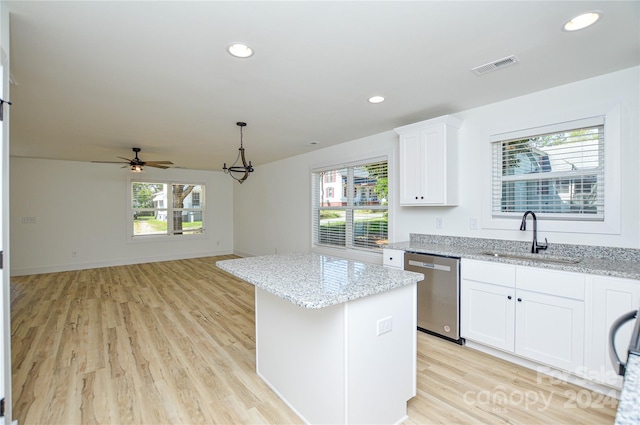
[387,234,640,281]
[216,252,423,309]
[615,354,640,425]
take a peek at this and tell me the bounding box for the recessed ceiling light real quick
[368,96,385,104]
[227,43,254,58]
[563,11,601,31]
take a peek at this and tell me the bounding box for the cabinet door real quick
[461,279,515,352]
[588,276,640,389]
[420,125,446,204]
[398,132,424,205]
[515,290,584,372]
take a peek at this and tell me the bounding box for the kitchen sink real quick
[480,251,582,264]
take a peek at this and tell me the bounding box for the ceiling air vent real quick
[471,55,519,76]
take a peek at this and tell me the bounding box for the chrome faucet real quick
[520,211,548,254]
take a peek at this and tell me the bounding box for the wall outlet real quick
[469,218,478,230]
[435,217,444,229]
[377,316,393,336]
[21,216,36,224]
[71,251,77,258]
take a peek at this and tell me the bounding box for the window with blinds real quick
[131,181,205,237]
[491,117,604,220]
[312,160,388,251]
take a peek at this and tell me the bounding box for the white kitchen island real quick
[216,253,423,425]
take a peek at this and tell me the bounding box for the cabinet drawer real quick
[461,259,515,287]
[516,266,585,300]
[383,249,404,269]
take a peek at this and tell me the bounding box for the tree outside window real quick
[132,181,205,237]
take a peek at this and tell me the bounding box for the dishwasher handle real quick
[407,260,451,272]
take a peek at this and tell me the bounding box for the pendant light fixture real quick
[223,122,254,184]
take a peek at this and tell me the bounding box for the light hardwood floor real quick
[11,256,618,424]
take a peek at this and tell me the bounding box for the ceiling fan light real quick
[131,164,143,173]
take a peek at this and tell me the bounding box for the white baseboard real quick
[10,250,234,276]
[232,249,254,258]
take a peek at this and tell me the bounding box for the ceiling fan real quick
[92,147,173,172]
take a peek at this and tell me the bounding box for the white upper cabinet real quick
[395,115,463,206]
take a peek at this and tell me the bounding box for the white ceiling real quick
[6,1,640,171]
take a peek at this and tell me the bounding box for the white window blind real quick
[312,160,388,251]
[131,181,205,237]
[491,118,604,220]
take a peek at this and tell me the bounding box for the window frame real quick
[128,177,206,242]
[311,156,389,254]
[481,104,621,235]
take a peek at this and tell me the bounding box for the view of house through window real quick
[132,182,205,236]
[312,160,388,251]
[492,119,604,220]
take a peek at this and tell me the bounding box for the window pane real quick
[353,209,388,249]
[317,168,347,206]
[317,209,346,247]
[502,128,602,177]
[171,184,204,235]
[312,159,388,252]
[353,162,388,206]
[134,211,168,236]
[131,182,205,238]
[501,175,599,214]
[493,123,604,219]
[171,210,204,235]
[132,182,165,208]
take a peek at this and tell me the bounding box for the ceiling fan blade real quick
[93,149,173,170]
[145,160,174,165]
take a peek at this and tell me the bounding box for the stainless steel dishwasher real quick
[404,252,463,344]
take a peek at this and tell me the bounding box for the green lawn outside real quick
[134,216,202,235]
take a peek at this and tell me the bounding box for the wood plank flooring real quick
[11,256,619,424]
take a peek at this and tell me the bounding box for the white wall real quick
[9,67,639,274]
[233,131,398,260]
[234,67,640,258]
[10,158,234,275]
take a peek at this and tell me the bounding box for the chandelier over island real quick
[223,121,254,184]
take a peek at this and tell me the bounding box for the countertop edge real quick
[387,242,640,281]
[216,254,423,309]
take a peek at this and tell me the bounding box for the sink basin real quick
[480,251,582,264]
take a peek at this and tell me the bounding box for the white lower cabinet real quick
[587,275,640,389]
[461,259,585,374]
[382,248,404,269]
[514,289,584,372]
[461,280,515,352]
